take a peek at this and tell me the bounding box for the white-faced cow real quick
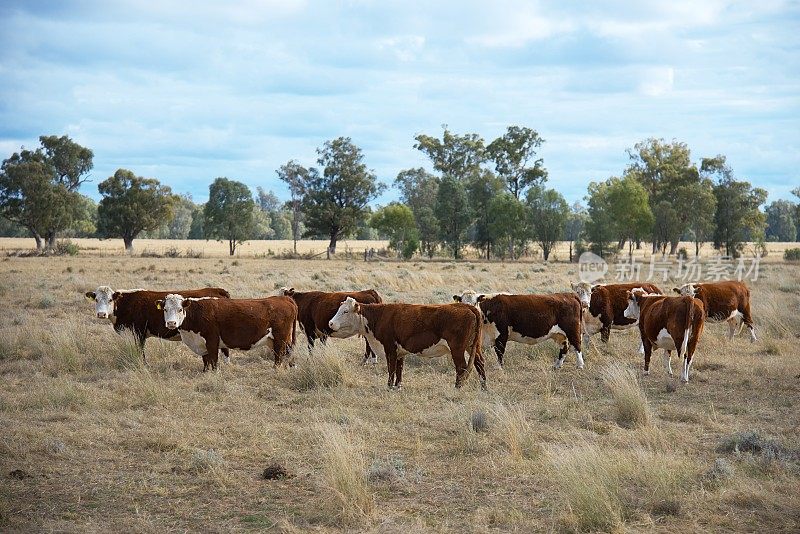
[158,294,297,371]
[85,286,231,359]
[571,282,663,349]
[455,291,584,370]
[278,287,382,363]
[624,289,705,382]
[328,297,485,389]
[672,281,756,342]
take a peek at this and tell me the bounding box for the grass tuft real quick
[316,422,374,525]
[289,345,350,391]
[601,363,652,428]
[491,403,538,459]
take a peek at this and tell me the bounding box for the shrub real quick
[784,248,800,261]
[317,423,374,525]
[601,363,652,428]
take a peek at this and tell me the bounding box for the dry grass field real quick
[1,252,799,532]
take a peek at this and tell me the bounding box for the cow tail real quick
[680,297,693,359]
[464,307,482,381]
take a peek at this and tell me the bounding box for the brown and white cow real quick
[158,294,297,371]
[85,286,231,359]
[673,282,756,342]
[624,289,705,382]
[571,282,663,349]
[456,292,584,369]
[278,287,382,363]
[328,297,485,389]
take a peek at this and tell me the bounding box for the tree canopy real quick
[204,177,256,255]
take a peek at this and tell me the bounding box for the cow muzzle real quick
[97,312,108,319]
[328,320,336,330]
[166,321,178,329]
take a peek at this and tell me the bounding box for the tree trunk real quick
[31,229,43,251]
[636,239,642,250]
[669,240,679,256]
[695,240,700,257]
[629,240,633,260]
[328,228,338,255]
[652,240,657,254]
[486,242,490,261]
[124,236,134,253]
[569,241,573,263]
[542,244,550,261]
[46,231,56,251]
[229,239,236,256]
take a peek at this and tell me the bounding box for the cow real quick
[157,294,297,371]
[571,282,663,349]
[452,290,508,306]
[85,286,231,360]
[456,292,584,370]
[327,297,485,390]
[624,289,705,382]
[672,282,756,342]
[278,287,382,363]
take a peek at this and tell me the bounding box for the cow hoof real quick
[643,370,650,376]
[577,363,585,370]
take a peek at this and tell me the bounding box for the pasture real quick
[0,252,799,532]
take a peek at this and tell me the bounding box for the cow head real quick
[672,283,697,297]
[159,293,191,330]
[86,286,122,320]
[571,282,593,307]
[328,297,365,337]
[278,287,295,297]
[623,288,648,320]
[452,290,479,305]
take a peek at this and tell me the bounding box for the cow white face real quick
[328,297,364,337]
[624,289,646,320]
[571,282,593,307]
[158,294,190,330]
[452,290,479,305]
[278,287,295,297]
[673,284,697,297]
[85,286,120,320]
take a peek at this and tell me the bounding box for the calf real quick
[279,287,382,362]
[673,282,756,342]
[85,286,231,360]
[328,298,485,389]
[624,289,705,382]
[461,292,584,369]
[571,282,663,348]
[158,294,297,371]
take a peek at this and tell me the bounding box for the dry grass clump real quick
[490,403,538,459]
[107,329,145,371]
[601,363,652,428]
[289,344,352,391]
[548,442,695,532]
[316,422,375,525]
[717,430,793,463]
[16,377,91,411]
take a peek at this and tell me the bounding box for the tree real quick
[467,170,504,259]
[677,181,716,256]
[302,138,385,254]
[487,192,528,259]
[0,135,93,249]
[585,181,615,258]
[256,187,293,239]
[276,161,311,254]
[604,176,653,258]
[765,200,797,241]
[487,126,547,199]
[250,205,275,239]
[370,203,419,258]
[188,204,205,239]
[564,202,588,263]
[145,194,196,239]
[97,169,175,252]
[708,158,768,256]
[414,127,487,182]
[204,177,255,255]
[434,176,471,258]
[526,186,568,261]
[63,195,97,238]
[394,167,439,256]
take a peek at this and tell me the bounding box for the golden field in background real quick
[0,237,797,261]
[0,255,798,531]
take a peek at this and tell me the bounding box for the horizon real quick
[1,1,798,206]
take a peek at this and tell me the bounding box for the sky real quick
[1,0,798,206]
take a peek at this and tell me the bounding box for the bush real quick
[784,248,800,261]
[601,363,652,429]
[54,240,79,256]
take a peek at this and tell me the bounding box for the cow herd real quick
[85,279,757,389]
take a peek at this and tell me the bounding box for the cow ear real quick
[85,291,96,300]
[591,284,601,291]
[112,292,122,301]
[570,283,578,291]
[182,299,192,309]
[353,302,360,313]
[155,299,164,310]
[452,295,461,302]
[477,295,486,303]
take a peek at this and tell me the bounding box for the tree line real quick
[1,131,798,257]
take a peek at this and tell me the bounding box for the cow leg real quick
[394,357,404,389]
[473,350,487,390]
[451,340,470,388]
[600,323,611,344]
[663,350,673,377]
[304,322,317,350]
[642,338,653,376]
[682,353,691,383]
[638,341,645,354]
[554,341,569,370]
[565,322,584,369]
[385,349,398,390]
[221,348,230,364]
[201,353,211,372]
[742,305,757,343]
[493,330,509,368]
[206,338,220,371]
[272,329,290,368]
[362,336,377,365]
[726,318,737,341]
